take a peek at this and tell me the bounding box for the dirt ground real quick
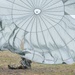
[0,51,75,75]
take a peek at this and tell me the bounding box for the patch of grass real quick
[0,51,75,75]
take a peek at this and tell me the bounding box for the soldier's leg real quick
[20,57,32,69]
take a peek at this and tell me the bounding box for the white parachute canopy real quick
[0,0,75,64]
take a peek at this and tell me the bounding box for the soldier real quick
[8,57,32,69]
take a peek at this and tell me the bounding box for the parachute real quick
[0,0,75,64]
